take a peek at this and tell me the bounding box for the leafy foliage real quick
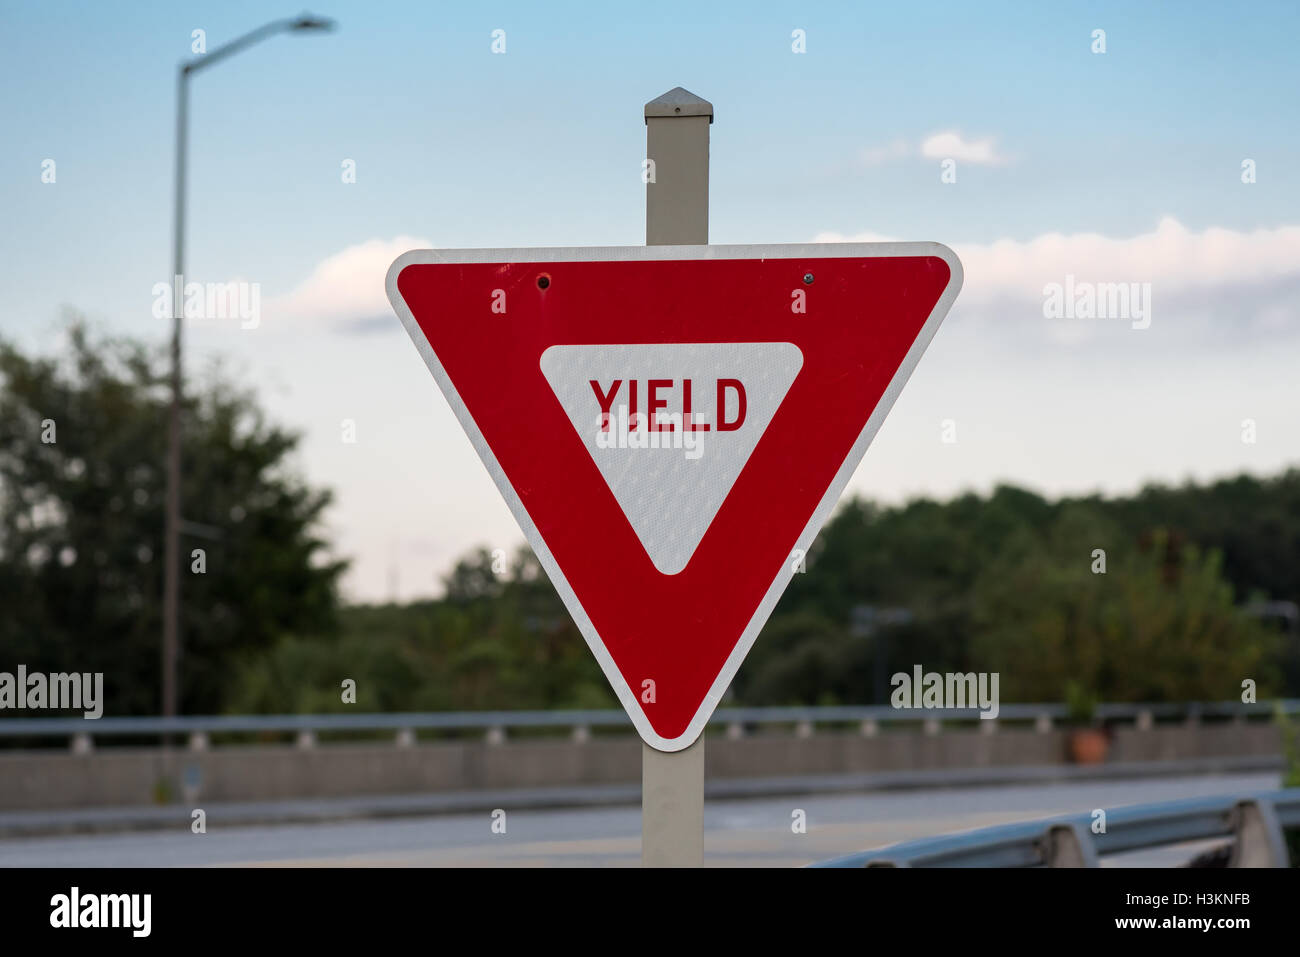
[0,321,345,715]
[969,509,1276,703]
[227,547,613,713]
[1,323,1296,716]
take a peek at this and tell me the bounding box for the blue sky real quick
[3,1,1299,601]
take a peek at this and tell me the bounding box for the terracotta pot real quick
[1068,728,1109,765]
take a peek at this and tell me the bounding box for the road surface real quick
[0,771,1278,867]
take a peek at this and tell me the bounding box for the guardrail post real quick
[859,718,878,737]
[980,719,998,736]
[70,732,93,754]
[188,731,209,752]
[922,717,940,736]
[395,728,416,748]
[795,720,814,739]
[485,726,506,746]
[1034,713,1052,733]
[182,764,202,803]
[572,725,590,743]
[725,722,745,740]
[1228,798,1288,867]
[295,730,316,750]
[1136,709,1154,731]
[1043,822,1099,867]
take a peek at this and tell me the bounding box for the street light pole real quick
[162,63,188,720]
[162,15,335,718]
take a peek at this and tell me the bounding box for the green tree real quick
[969,506,1278,702]
[773,484,1055,681]
[731,611,853,705]
[1108,472,1300,611]
[437,546,613,709]
[227,545,614,714]
[0,321,346,716]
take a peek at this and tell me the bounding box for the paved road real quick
[0,772,1278,867]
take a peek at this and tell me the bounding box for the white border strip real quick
[386,242,963,751]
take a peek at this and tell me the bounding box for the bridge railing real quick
[810,788,1300,867]
[0,699,1296,752]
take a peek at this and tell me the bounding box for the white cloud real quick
[856,138,910,167]
[841,132,1009,171]
[270,220,1300,345]
[815,217,1300,306]
[919,130,1007,166]
[268,235,430,330]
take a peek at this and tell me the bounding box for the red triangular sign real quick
[387,243,962,750]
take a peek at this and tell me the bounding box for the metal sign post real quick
[384,86,962,871]
[641,86,712,868]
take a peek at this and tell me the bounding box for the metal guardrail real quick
[0,699,1296,750]
[811,788,1300,867]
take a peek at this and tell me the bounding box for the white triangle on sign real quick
[540,343,803,575]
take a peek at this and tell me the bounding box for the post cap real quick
[644,87,714,124]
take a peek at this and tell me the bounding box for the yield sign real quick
[387,243,962,750]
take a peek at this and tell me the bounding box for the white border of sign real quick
[386,242,963,752]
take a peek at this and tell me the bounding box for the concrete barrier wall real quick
[1109,723,1282,762]
[0,724,1282,811]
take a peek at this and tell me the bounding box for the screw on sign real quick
[386,243,963,750]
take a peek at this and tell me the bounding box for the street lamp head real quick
[290,13,336,32]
